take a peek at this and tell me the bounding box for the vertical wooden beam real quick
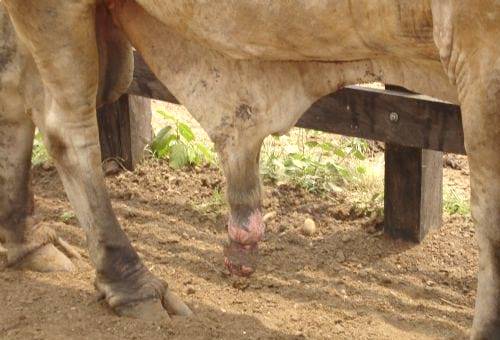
[97,94,152,171]
[384,143,443,242]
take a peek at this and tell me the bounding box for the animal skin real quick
[0,1,498,338]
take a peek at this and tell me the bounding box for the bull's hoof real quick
[163,290,194,317]
[4,226,81,272]
[96,270,193,321]
[13,243,75,272]
[114,298,168,322]
[223,240,259,277]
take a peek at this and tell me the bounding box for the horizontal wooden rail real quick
[298,86,465,155]
[128,53,466,155]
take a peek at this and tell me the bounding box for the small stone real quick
[302,218,317,236]
[263,211,277,223]
[186,287,196,295]
[341,234,352,243]
[381,276,393,285]
[333,324,345,334]
[41,162,53,171]
[278,224,287,233]
[335,250,346,262]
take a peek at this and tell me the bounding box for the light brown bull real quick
[0,1,498,338]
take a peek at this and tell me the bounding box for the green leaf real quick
[195,142,214,162]
[305,141,319,148]
[151,126,174,155]
[290,158,307,169]
[178,122,195,142]
[169,143,190,169]
[320,142,334,151]
[156,109,176,121]
[334,148,346,158]
[356,165,367,174]
[353,149,366,160]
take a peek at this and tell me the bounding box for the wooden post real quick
[384,144,443,242]
[97,94,152,171]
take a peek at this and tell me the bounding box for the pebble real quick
[359,269,369,278]
[341,234,352,243]
[41,161,54,171]
[335,250,346,262]
[333,324,345,334]
[263,211,277,223]
[186,287,196,295]
[302,218,317,236]
[278,224,287,233]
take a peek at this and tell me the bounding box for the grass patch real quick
[444,187,470,216]
[32,131,49,166]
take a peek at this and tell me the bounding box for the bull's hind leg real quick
[3,0,190,319]
[462,62,500,340]
[0,97,79,272]
[433,3,500,338]
[462,61,500,340]
[0,11,77,271]
[0,89,78,272]
[444,44,500,340]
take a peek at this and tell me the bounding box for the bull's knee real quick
[41,104,101,172]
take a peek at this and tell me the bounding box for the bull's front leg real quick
[3,0,190,320]
[217,136,265,277]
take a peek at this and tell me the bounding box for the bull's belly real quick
[136,0,439,61]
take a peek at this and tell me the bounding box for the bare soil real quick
[0,155,476,340]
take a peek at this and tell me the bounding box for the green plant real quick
[150,110,215,168]
[60,211,76,224]
[32,131,49,165]
[260,130,373,193]
[444,188,470,215]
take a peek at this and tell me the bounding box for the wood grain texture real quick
[384,144,443,242]
[97,94,152,170]
[297,86,465,154]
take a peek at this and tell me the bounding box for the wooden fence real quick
[97,53,466,243]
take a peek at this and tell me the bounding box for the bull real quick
[0,1,498,338]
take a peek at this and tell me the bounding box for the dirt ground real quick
[0,154,476,340]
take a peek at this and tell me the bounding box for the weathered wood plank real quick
[384,144,443,242]
[297,86,465,155]
[129,52,465,154]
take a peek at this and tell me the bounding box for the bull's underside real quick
[1,0,499,339]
